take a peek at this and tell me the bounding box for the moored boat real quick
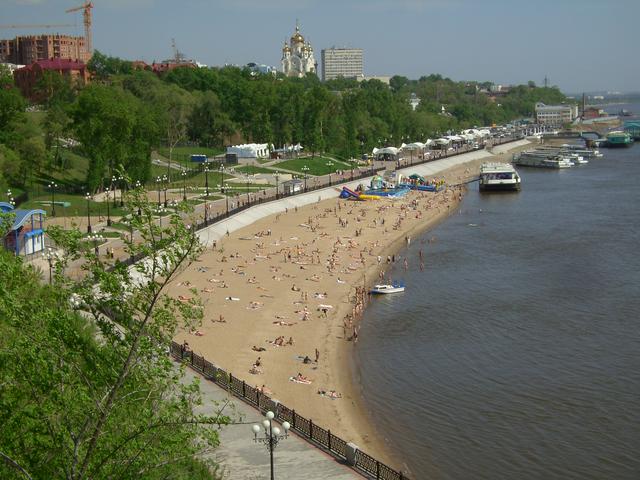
[370,283,405,294]
[513,151,573,169]
[606,131,633,148]
[479,163,521,191]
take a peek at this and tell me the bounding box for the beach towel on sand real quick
[289,376,312,385]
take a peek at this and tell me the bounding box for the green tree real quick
[0,186,228,480]
[34,70,75,108]
[88,50,133,80]
[188,90,235,148]
[72,85,159,189]
[43,104,71,169]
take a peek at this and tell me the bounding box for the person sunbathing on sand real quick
[273,321,296,326]
[249,365,262,375]
[202,287,215,293]
[178,295,192,302]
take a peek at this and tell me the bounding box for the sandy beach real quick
[170,144,529,471]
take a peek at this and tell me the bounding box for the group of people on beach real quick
[175,177,472,417]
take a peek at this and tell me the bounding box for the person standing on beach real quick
[315,348,319,363]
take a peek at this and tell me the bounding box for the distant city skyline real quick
[3,0,638,93]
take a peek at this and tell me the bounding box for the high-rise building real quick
[0,34,90,66]
[321,47,363,82]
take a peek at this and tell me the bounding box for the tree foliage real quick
[72,85,159,189]
[0,186,228,480]
[1,51,571,192]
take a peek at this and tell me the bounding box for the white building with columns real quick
[281,24,317,78]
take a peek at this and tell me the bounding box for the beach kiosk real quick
[1,202,46,256]
[282,179,304,195]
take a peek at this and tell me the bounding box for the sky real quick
[2,0,638,93]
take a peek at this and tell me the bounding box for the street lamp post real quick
[274,171,279,199]
[119,175,125,207]
[48,181,57,217]
[156,176,162,207]
[204,162,210,197]
[44,247,57,284]
[301,165,309,191]
[224,183,229,217]
[105,188,112,226]
[245,173,250,203]
[326,160,334,185]
[219,164,225,193]
[134,180,142,216]
[88,233,104,256]
[111,176,118,207]
[85,192,92,233]
[252,411,290,480]
[161,174,168,207]
[181,169,187,201]
[7,189,15,207]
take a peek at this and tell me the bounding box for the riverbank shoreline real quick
[170,141,531,474]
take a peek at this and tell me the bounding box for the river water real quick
[354,119,640,479]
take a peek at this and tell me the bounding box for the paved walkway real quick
[184,368,361,479]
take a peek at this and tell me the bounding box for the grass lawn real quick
[271,156,353,176]
[21,193,129,218]
[233,165,277,175]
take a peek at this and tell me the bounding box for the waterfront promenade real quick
[193,143,531,248]
[185,367,360,479]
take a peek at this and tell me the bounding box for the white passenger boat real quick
[564,153,588,165]
[513,151,574,169]
[479,163,521,191]
[370,284,405,294]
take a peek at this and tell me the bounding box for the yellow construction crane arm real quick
[0,24,75,29]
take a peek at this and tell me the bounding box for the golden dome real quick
[282,41,291,52]
[291,26,304,44]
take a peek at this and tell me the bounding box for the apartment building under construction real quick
[0,34,90,65]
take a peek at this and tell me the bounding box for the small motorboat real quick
[370,283,405,294]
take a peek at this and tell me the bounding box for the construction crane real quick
[0,24,75,29]
[65,1,93,54]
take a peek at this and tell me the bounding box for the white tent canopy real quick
[372,147,400,155]
[226,143,270,158]
[400,142,426,151]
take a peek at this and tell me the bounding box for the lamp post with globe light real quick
[326,160,334,185]
[181,169,188,201]
[204,163,210,197]
[88,233,104,256]
[134,180,142,216]
[251,410,290,480]
[48,181,57,216]
[7,189,15,207]
[224,183,229,217]
[218,164,225,193]
[301,165,309,191]
[44,247,58,284]
[105,187,112,226]
[85,192,92,233]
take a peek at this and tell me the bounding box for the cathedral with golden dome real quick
[281,23,317,78]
